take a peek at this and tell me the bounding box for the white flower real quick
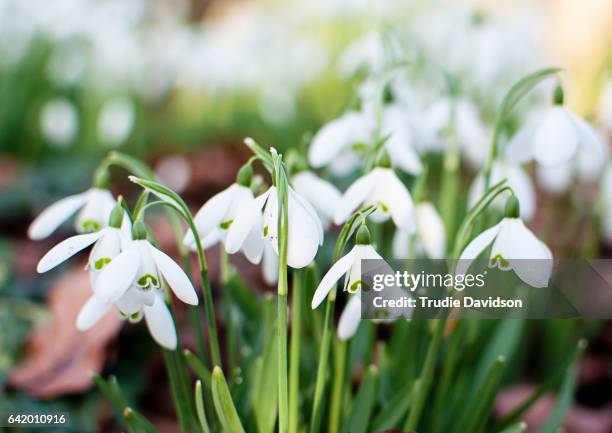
[226,186,323,269]
[334,167,416,233]
[311,241,381,340]
[456,203,553,288]
[505,104,603,168]
[468,161,535,220]
[308,110,371,171]
[94,237,199,307]
[40,98,78,148]
[291,171,342,229]
[97,97,135,147]
[183,182,264,264]
[262,241,279,285]
[380,104,423,175]
[392,202,446,259]
[28,188,116,240]
[77,291,178,349]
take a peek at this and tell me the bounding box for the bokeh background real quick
[2,0,612,432]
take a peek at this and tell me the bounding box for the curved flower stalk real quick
[28,169,115,240]
[505,85,605,169]
[183,164,264,264]
[456,196,553,288]
[468,160,535,220]
[291,170,342,229]
[335,163,416,233]
[392,201,446,259]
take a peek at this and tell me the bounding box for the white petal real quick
[292,171,342,225]
[76,296,111,331]
[505,117,539,164]
[183,185,237,246]
[308,111,370,168]
[490,218,553,288]
[89,228,122,268]
[334,171,377,225]
[537,163,572,194]
[392,229,412,258]
[262,242,278,285]
[148,243,198,305]
[416,202,446,259]
[28,191,89,240]
[372,168,416,233]
[74,189,115,233]
[382,105,422,175]
[290,188,324,245]
[241,223,265,264]
[116,286,155,314]
[572,115,607,180]
[338,293,362,340]
[37,229,107,273]
[225,189,270,254]
[532,107,579,167]
[143,295,177,350]
[94,247,140,302]
[456,223,501,276]
[311,247,356,308]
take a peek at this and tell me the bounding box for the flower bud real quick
[132,220,148,240]
[356,224,371,245]
[236,164,253,187]
[553,84,564,105]
[504,195,520,219]
[108,205,124,228]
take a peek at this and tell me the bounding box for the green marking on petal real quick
[377,201,389,213]
[82,220,101,232]
[490,254,510,269]
[348,279,362,293]
[137,274,159,290]
[94,257,112,270]
[263,225,269,237]
[220,220,233,230]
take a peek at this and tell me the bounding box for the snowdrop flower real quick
[292,170,341,229]
[392,202,446,259]
[36,205,127,274]
[456,196,553,288]
[308,110,371,172]
[183,165,264,264]
[335,165,416,233]
[77,290,178,349]
[505,85,604,168]
[468,161,535,220]
[311,225,400,340]
[380,104,423,174]
[97,97,135,147]
[226,185,323,269]
[93,221,199,307]
[28,185,116,240]
[40,98,78,148]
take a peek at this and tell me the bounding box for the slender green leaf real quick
[496,422,527,433]
[195,381,212,433]
[340,365,379,433]
[184,349,212,389]
[212,367,246,433]
[370,380,414,432]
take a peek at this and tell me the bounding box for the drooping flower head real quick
[456,195,553,288]
[392,201,446,259]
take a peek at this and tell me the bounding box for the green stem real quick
[309,296,334,433]
[163,350,191,433]
[288,271,303,433]
[328,338,348,433]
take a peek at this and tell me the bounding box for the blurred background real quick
[2,0,612,432]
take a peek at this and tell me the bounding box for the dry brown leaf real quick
[9,266,121,397]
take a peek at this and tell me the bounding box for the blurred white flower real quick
[457,197,552,288]
[600,163,612,243]
[40,98,78,148]
[155,156,191,193]
[335,167,416,233]
[291,170,341,229]
[97,97,135,147]
[468,161,535,220]
[28,187,116,240]
[392,202,446,259]
[380,104,423,174]
[226,186,323,269]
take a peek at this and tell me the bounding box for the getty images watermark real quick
[357,259,612,320]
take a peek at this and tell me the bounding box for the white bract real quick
[226,186,323,269]
[456,217,553,288]
[292,170,341,229]
[334,167,416,233]
[468,161,535,220]
[183,183,264,264]
[28,188,116,240]
[392,202,446,259]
